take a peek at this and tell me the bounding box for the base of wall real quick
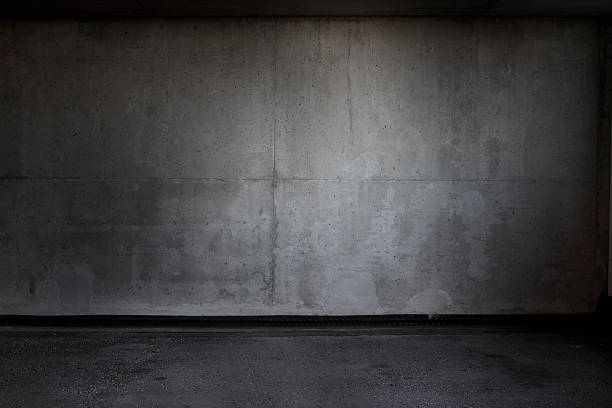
[0,314,601,328]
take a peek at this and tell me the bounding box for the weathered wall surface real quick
[0,18,604,315]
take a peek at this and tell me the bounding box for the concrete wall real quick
[0,18,604,315]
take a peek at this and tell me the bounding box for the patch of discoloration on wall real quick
[407,289,453,315]
[55,263,94,313]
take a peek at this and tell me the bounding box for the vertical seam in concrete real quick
[597,21,612,296]
[607,21,612,296]
[347,22,354,137]
[268,18,279,305]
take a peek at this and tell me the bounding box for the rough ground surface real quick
[0,326,610,407]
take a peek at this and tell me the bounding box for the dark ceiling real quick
[2,0,612,17]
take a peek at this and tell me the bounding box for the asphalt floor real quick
[0,325,610,407]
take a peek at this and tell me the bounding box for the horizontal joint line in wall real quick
[0,176,594,183]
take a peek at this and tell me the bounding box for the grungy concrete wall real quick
[0,18,604,315]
